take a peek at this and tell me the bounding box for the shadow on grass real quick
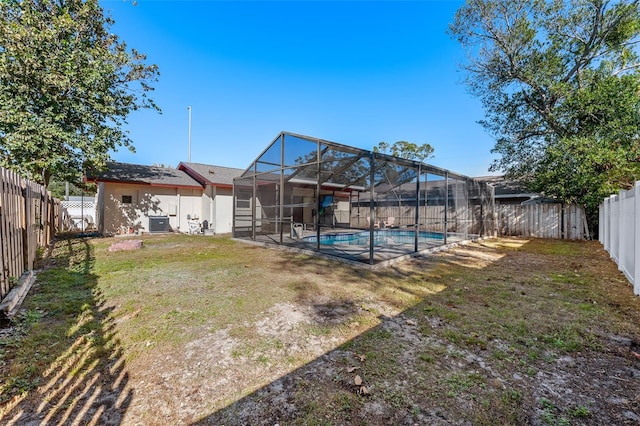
[192,238,640,425]
[278,240,506,308]
[0,236,132,424]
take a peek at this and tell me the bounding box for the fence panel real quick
[0,170,8,298]
[600,181,640,295]
[0,167,61,303]
[0,168,25,294]
[610,194,621,263]
[497,203,586,239]
[620,189,635,285]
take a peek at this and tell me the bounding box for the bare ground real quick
[1,236,639,425]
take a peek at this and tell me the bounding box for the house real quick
[477,175,544,205]
[88,162,243,235]
[177,162,243,234]
[478,175,589,239]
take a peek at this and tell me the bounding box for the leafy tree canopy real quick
[47,179,96,199]
[450,0,640,231]
[0,0,159,186]
[373,140,435,162]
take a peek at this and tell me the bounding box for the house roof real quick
[88,162,203,189]
[178,162,244,187]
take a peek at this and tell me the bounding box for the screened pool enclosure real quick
[233,132,495,265]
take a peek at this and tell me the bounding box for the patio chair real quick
[366,216,380,229]
[383,217,396,228]
[84,215,95,230]
[69,215,84,231]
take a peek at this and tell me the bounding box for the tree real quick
[373,140,434,162]
[47,179,96,199]
[0,0,159,186]
[450,0,640,233]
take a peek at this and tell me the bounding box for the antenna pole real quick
[188,106,192,162]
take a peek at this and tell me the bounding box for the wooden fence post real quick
[0,169,7,297]
[22,180,30,272]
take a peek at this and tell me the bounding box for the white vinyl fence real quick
[60,197,96,231]
[599,181,640,295]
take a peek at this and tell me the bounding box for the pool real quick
[303,229,445,246]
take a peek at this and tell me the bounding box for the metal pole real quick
[279,135,284,243]
[414,165,420,253]
[444,171,449,245]
[187,106,192,162]
[316,140,322,252]
[81,188,84,232]
[369,152,375,265]
[252,169,256,240]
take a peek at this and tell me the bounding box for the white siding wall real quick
[99,183,202,234]
[201,186,213,229]
[175,187,202,232]
[213,195,234,234]
[210,187,233,234]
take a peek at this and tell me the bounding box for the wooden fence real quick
[496,203,588,239]
[349,203,587,240]
[0,167,62,301]
[350,205,495,236]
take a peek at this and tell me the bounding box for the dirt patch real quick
[1,236,640,425]
[108,239,143,252]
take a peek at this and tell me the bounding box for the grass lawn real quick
[1,234,639,425]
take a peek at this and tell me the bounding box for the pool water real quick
[303,230,445,246]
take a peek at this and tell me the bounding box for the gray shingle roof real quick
[89,162,202,188]
[178,162,244,186]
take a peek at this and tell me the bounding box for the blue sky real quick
[103,0,498,177]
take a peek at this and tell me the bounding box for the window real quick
[121,195,133,204]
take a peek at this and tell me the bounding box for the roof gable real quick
[178,162,244,187]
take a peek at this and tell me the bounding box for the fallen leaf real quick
[359,385,370,395]
[355,353,366,362]
[347,366,359,373]
[354,375,362,386]
[405,319,417,326]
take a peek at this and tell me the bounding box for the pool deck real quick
[235,228,478,267]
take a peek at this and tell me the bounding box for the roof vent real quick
[208,169,216,174]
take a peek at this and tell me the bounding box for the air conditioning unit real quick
[149,216,170,233]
